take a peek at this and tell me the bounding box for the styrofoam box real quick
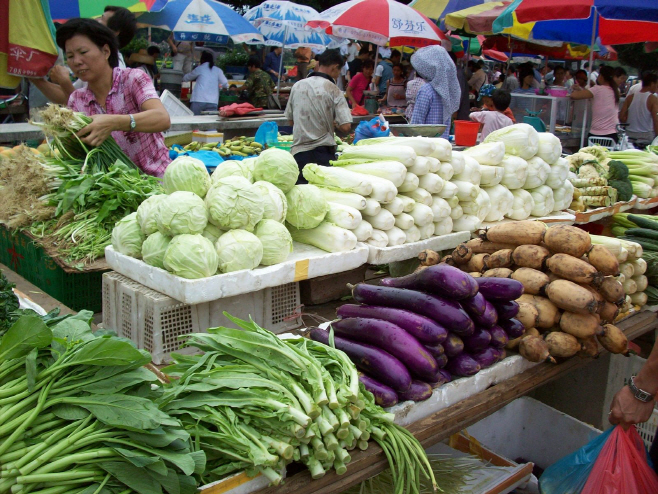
[102,272,302,364]
[105,242,369,305]
[366,231,470,265]
[465,397,601,470]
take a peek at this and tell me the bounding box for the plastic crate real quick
[0,227,105,312]
[636,408,658,450]
[102,272,302,364]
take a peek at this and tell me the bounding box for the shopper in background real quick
[168,35,194,75]
[552,66,567,87]
[450,51,470,121]
[476,84,515,123]
[614,67,629,95]
[183,51,228,115]
[469,89,513,140]
[571,65,621,143]
[243,56,274,109]
[347,46,371,80]
[374,49,401,97]
[345,59,374,108]
[294,47,312,80]
[380,63,407,108]
[468,60,486,96]
[405,70,426,120]
[263,47,284,83]
[573,69,589,91]
[620,72,658,145]
[128,49,156,80]
[564,69,574,90]
[409,45,460,139]
[502,64,519,93]
[340,41,360,63]
[512,65,537,94]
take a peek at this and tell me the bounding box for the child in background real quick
[475,84,516,123]
[469,88,514,140]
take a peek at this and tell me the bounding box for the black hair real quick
[361,59,375,70]
[391,49,401,59]
[392,63,405,76]
[317,49,343,68]
[56,18,119,68]
[147,46,160,56]
[103,6,136,49]
[492,89,511,111]
[599,65,620,102]
[358,46,370,56]
[554,65,565,74]
[519,65,535,87]
[507,64,516,73]
[448,51,457,63]
[614,67,627,78]
[575,69,588,79]
[247,56,261,69]
[229,84,237,89]
[642,71,658,87]
[499,73,506,83]
[477,60,485,68]
[200,50,214,68]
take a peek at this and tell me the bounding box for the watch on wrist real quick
[629,376,654,403]
[129,114,136,131]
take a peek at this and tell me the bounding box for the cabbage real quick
[141,232,171,269]
[215,230,263,273]
[202,223,224,244]
[484,123,539,160]
[254,219,293,265]
[285,184,328,229]
[156,191,208,236]
[462,142,506,166]
[163,234,218,279]
[499,155,529,190]
[112,212,145,258]
[205,176,264,231]
[524,157,550,189]
[241,157,258,174]
[136,194,165,235]
[253,148,299,193]
[163,156,211,198]
[536,132,562,165]
[252,181,287,223]
[211,160,253,184]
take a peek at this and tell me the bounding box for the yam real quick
[598,301,620,324]
[419,249,440,266]
[451,244,472,265]
[578,336,601,358]
[506,327,540,350]
[465,238,518,254]
[484,249,514,270]
[587,245,619,276]
[596,324,628,355]
[545,254,603,286]
[545,332,581,359]
[543,225,591,258]
[517,294,561,329]
[481,220,547,246]
[516,303,539,329]
[482,268,513,278]
[511,268,550,295]
[545,280,598,315]
[512,245,551,270]
[598,277,625,305]
[463,253,489,273]
[559,312,601,339]
[519,336,555,363]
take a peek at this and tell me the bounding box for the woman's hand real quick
[77,114,121,147]
[49,66,71,86]
[609,386,656,429]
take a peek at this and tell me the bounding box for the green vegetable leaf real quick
[0,315,52,361]
[60,394,166,431]
[64,338,146,367]
[52,404,91,420]
[81,368,158,395]
[26,347,38,392]
[100,461,164,494]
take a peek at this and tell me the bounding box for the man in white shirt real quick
[620,72,658,144]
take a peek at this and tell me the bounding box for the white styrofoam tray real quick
[366,231,470,265]
[481,211,576,229]
[632,196,658,210]
[105,242,369,305]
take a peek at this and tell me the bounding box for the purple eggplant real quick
[331,318,438,381]
[397,380,433,402]
[488,325,509,348]
[443,333,464,357]
[476,277,524,301]
[310,328,412,391]
[434,353,448,368]
[380,264,479,300]
[351,284,475,336]
[359,374,398,407]
[472,300,498,328]
[445,354,481,377]
[492,347,506,363]
[437,369,452,383]
[424,343,444,358]
[470,347,499,369]
[499,318,525,339]
[336,304,448,344]
[494,300,520,319]
[461,292,487,317]
[463,328,492,352]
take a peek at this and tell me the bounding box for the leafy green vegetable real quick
[253,148,299,193]
[253,219,293,265]
[285,184,328,229]
[141,231,172,269]
[111,212,146,258]
[156,191,209,236]
[0,270,18,335]
[215,230,263,273]
[205,176,264,231]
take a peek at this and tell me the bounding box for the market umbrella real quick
[49,0,158,22]
[444,1,533,39]
[409,0,496,25]
[137,0,263,44]
[1,0,58,89]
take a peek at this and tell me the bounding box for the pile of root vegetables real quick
[436,221,629,364]
[311,264,528,408]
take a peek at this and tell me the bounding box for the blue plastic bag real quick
[539,427,613,494]
[353,115,390,144]
[255,121,279,146]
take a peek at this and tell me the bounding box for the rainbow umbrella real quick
[49,0,158,22]
[1,0,58,88]
[444,1,532,39]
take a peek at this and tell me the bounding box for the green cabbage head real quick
[215,230,263,273]
[254,220,293,265]
[285,184,328,229]
[253,148,299,193]
[252,181,287,223]
[156,191,208,236]
[112,212,145,258]
[163,156,211,198]
[141,231,171,269]
[211,160,253,184]
[136,194,165,235]
[202,223,224,245]
[205,176,264,231]
[163,234,218,279]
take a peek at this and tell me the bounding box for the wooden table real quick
[256,310,658,494]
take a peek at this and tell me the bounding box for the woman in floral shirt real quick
[56,18,171,177]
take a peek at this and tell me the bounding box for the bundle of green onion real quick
[32,104,138,174]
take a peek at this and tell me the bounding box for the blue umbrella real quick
[138,0,263,44]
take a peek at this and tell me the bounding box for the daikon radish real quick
[352,220,373,242]
[434,217,453,236]
[385,226,407,246]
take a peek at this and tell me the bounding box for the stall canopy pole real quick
[372,45,380,92]
[277,24,287,98]
[580,10,597,149]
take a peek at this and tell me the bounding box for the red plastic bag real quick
[219,103,263,117]
[351,105,369,116]
[582,426,658,494]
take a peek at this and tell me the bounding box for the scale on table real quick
[523,109,546,133]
